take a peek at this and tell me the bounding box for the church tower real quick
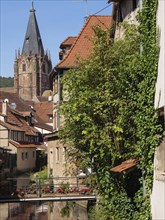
[14,3,52,100]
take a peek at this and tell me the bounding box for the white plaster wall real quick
[151,180,165,220]
[151,140,165,220]
[151,145,165,220]
[154,0,165,108]
[15,146,36,171]
[151,1,165,219]
[0,125,8,147]
[0,203,8,219]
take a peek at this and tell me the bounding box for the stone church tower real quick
[14,4,52,100]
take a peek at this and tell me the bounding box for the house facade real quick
[0,100,38,172]
[0,91,53,173]
[109,0,140,38]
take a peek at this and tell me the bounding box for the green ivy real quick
[59,0,163,219]
[132,0,162,218]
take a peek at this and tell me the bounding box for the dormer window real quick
[59,50,63,60]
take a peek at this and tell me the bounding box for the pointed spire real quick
[18,48,20,57]
[22,3,44,56]
[15,50,17,60]
[48,50,51,60]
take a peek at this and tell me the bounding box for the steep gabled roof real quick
[56,15,112,69]
[22,4,44,56]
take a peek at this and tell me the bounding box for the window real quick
[13,131,18,141]
[54,112,57,130]
[56,147,60,162]
[25,152,28,160]
[54,79,58,94]
[53,112,58,131]
[20,132,24,141]
[22,64,26,72]
[50,168,53,176]
[63,147,67,162]
[33,151,35,158]
[117,5,123,23]
[49,114,53,120]
[37,72,40,96]
[22,152,24,160]
[18,131,24,142]
[42,64,45,73]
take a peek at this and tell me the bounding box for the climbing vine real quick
[59,0,162,219]
[132,0,162,218]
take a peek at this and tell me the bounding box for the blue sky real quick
[0,0,112,77]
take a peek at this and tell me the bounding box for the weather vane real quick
[32,0,34,10]
[31,0,35,12]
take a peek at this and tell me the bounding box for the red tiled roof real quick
[0,91,53,131]
[0,103,39,135]
[56,15,112,69]
[0,91,31,112]
[8,109,39,135]
[0,120,23,131]
[60,36,77,49]
[36,96,49,102]
[34,123,52,132]
[9,140,37,148]
[110,159,139,173]
[34,102,53,123]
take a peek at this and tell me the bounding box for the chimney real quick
[2,99,9,116]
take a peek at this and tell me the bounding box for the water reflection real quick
[0,201,88,220]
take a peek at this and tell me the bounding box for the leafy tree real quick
[59,0,163,218]
[59,24,139,218]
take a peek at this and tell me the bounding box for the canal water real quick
[0,201,88,220]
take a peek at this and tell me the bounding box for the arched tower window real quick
[22,64,26,72]
[42,63,45,73]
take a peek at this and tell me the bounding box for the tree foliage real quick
[59,0,163,218]
[0,76,14,88]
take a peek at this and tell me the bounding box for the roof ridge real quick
[56,15,112,69]
[56,15,93,69]
[92,15,112,29]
